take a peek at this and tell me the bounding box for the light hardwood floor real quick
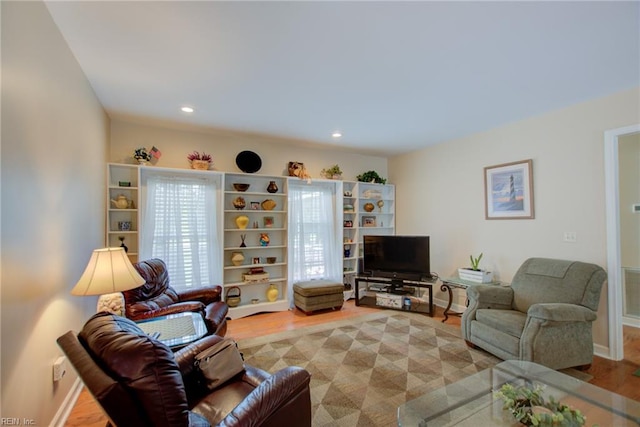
[64,301,640,426]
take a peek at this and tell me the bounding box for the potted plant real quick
[495,383,586,427]
[187,151,212,170]
[356,170,386,184]
[320,164,343,180]
[458,253,493,283]
[134,147,152,164]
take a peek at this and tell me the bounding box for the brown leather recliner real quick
[57,312,312,427]
[124,258,228,336]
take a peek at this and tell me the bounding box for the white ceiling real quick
[45,1,640,156]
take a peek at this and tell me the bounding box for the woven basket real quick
[225,286,241,307]
[191,160,210,170]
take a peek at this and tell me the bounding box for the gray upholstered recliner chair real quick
[461,257,606,370]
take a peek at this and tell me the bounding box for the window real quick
[141,173,221,289]
[288,180,341,288]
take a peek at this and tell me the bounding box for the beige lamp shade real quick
[71,247,144,296]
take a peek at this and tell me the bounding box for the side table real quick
[136,312,208,350]
[440,277,502,323]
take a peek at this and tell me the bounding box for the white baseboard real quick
[49,378,83,427]
[622,316,640,328]
[593,343,613,360]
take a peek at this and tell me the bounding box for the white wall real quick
[1,2,108,424]
[109,117,388,180]
[389,87,640,349]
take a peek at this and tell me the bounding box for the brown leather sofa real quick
[124,258,228,336]
[58,312,312,427]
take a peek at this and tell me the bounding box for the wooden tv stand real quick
[354,276,434,316]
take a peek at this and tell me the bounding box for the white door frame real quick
[604,124,640,361]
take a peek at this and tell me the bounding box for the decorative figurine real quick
[118,236,128,253]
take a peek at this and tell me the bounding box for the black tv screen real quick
[363,235,430,281]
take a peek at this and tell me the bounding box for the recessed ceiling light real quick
[181,106,194,113]
[332,132,342,138]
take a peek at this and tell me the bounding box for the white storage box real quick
[458,268,493,283]
[376,293,403,309]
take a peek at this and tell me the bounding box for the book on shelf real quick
[243,272,270,282]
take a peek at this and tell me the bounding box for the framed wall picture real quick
[484,159,534,219]
[362,216,377,227]
[263,216,274,228]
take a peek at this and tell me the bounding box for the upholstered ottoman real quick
[293,280,344,314]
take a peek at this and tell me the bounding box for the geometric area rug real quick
[237,311,501,426]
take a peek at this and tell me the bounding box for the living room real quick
[2,1,640,425]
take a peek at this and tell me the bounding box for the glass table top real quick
[397,360,640,426]
[136,311,207,349]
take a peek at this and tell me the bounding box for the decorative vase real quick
[267,181,278,193]
[235,215,249,229]
[233,197,246,210]
[231,251,244,266]
[259,233,270,246]
[267,283,279,302]
[363,202,375,212]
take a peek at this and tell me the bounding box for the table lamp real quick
[71,247,145,315]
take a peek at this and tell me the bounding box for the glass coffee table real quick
[136,312,207,350]
[398,360,640,426]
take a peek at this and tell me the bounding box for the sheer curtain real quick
[141,173,222,289]
[288,179,342,304]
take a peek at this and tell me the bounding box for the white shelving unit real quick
[342,181,395,289]
[222,173,289,319]
[106,164,393,318]
[107,164,141,262]
[342,181,359,276]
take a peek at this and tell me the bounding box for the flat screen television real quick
[362,235,431,281]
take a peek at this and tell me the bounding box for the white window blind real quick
[288,180,341,291]
[141,174,221,289]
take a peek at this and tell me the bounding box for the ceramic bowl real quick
[233,183,250,192]
[261,199,277,211]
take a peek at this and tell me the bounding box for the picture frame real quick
[263,216,274,228]
[362,216,376,227]
[250,201,260,210]
[484,159,534,220]
[252,257,261,265]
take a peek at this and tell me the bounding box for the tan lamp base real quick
[97,292,125,316]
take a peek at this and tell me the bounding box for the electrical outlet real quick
[563,232,577,243]
[53,356,67,382]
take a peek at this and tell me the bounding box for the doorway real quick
[604,124,640,361]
